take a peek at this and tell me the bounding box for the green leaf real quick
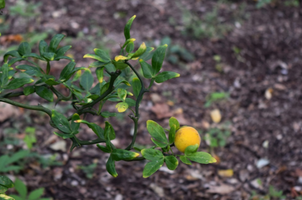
[125,98,135,107]
[104,121,116,140]
[14,179,27,199]
[1,64,9,87]
[165,156,178,170]
[139,59,153,79]
[131,77,141,98]
[143,159,164,178]
[150,138,167,148]
[42,52,55,61]
[89,61,107,68]
[111,149,140,161]
[35,86,53,102]
[104,63,116,73]
[56,45,72,57]
[115,102,128,113]
[7,150,29,165]
[0,194,15,200]
[179,155,192,165]
[141,148,164,161]
[93,48,111,63]
[49,34,65,52]
[125,42,134,53]
[97,144,111,153]
[117,88,127,101]
[0,185,7,195]
[8,58,24,66]
[74,120,105,140]
[146,120,168,148]
[168,124,176,144]
[151,44,167,75]
[184,144,199,155]
[59,61,76,82]
[54,55,73,61]
[154,71,180,83]
[53,131,73,139]
[28,188,44,200]
[124,15,136,40]
[39,40,48,56]
[94,68,103,84]
[131,43,147,58]
[106,156,118,177]
[16,65,43,77]
[169,117,180,130]
[4,78,34,89]
[186,152,217,164]
[70,113,80,134]
[18,42,31,56]
[22,53,45,61]
[51,110,71,133]
[112,60,128,70]
[0,0,5,9]
[4,50,21,62]
[139,46,154,61]
[80,69,94,91]
[100,82,109,95]
[0,176,14,188]
[100,111,116,118]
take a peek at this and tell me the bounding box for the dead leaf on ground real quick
[210,109,221,123]
[218,169,234,177]
[0,102,20,122]
[151,103,172,119]
[0,34,23,44]
[207,184,235,194]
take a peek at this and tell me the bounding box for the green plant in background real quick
[250,185,286,200]
[0,14,216,180]
[181,6,232,39]
[9,178,51,200]
[256,0,299,8]
[23,127,36,150]
[78,162,97,179]
[9,0,41,18]
[160,37,194,65]
[204,123,231,148]
[0,150,30,173]
[204,92,229,108]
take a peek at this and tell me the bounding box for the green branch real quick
[0,98,52,117]
[77,70,121,115]
[50,86,72,101]
[125,61,148,150]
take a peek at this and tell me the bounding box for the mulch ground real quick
[1,0,302,199]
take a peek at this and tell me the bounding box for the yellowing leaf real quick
[116,102,129,112]
[115,55,128,62]
[218,169,233,177]
[210,109,221,123]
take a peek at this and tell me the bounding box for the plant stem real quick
[0,91,24,98]
[0,98,52,117]
[77,71,121,115]
[50,86,72,101]
[125,61,148,150]
[78,138,105,145]
[46,61,50,74]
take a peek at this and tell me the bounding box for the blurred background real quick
[1,0,302,199]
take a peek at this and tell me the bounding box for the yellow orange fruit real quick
[174,126,201,153]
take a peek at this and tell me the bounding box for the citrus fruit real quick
[174,126,201,153]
